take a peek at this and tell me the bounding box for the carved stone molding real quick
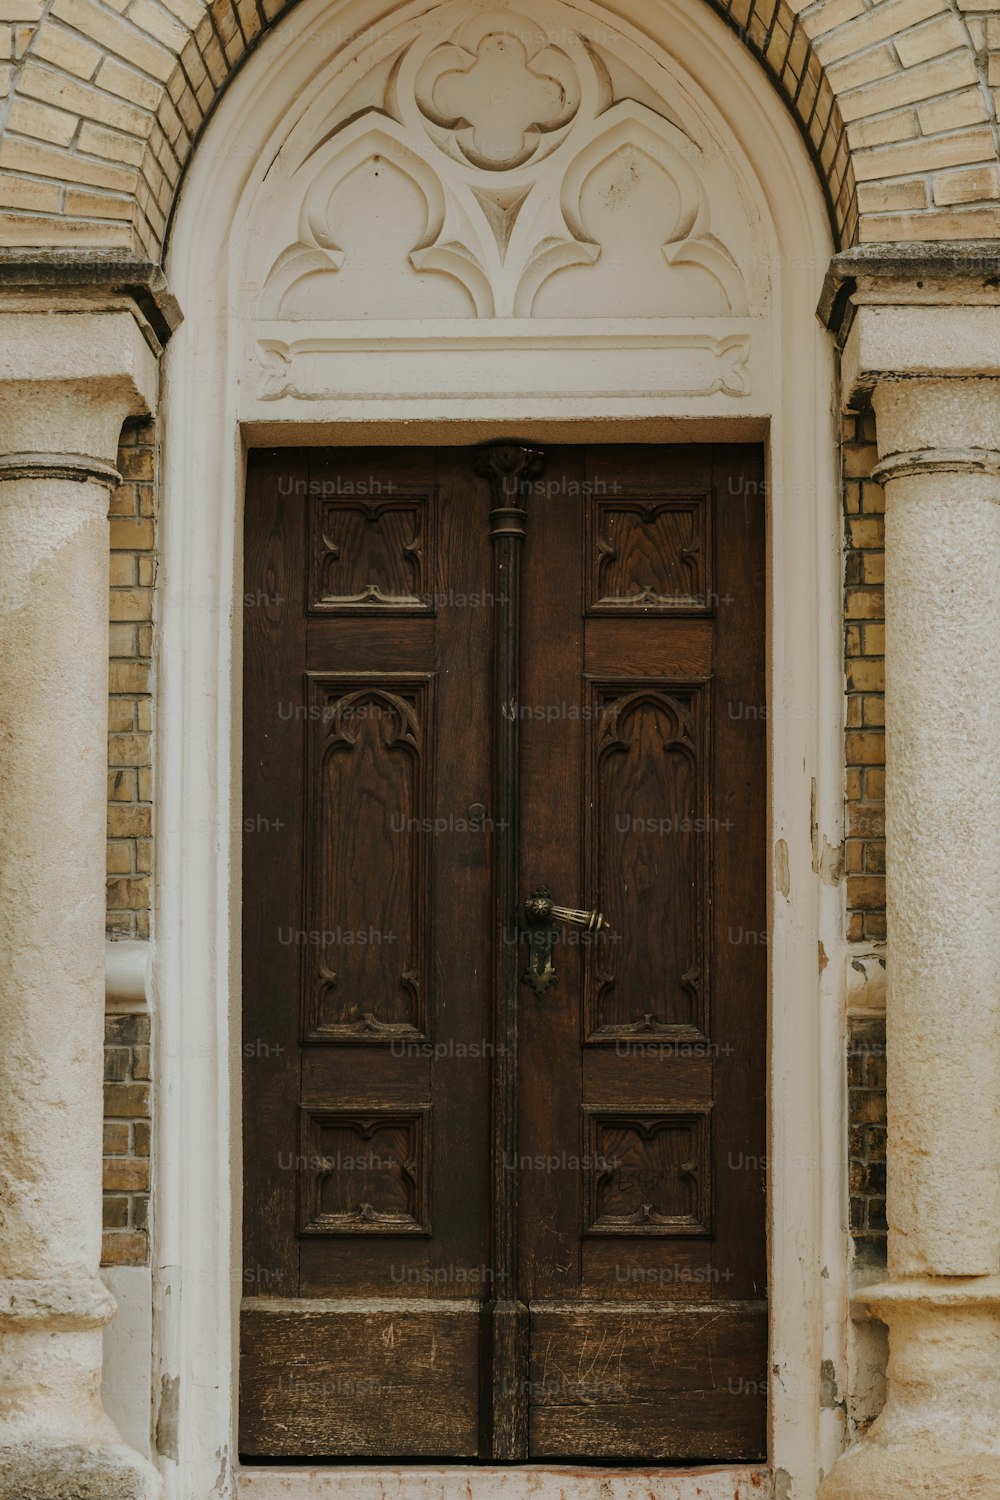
[0,1275,117,1332]
[0,451,122,487]
[253,327,753,404]
[871,447,1000,484]
[0,249,182,350]
[249,1,758,329]
[414,23,580,170]
[817,242,1000,340]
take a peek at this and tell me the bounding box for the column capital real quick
[0,249,181,354]
[0,304,161,467]
[870,377,1000,470]
[817,243,1000,410]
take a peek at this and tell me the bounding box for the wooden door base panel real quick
[240,1300,480,1459]
[528,1302,767,1462]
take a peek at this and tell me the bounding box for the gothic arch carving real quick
[543,103,750,317]
[250,2,760,326]
[259,118,493,319]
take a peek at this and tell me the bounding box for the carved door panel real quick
[241,444,766,1462]
[241,448,493,1457]
[517,445,767,1460]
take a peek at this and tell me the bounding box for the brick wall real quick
[103,1012,151,1265]
[103,415,156,1268]
[107,416,155,939]
[843,410,886,944]
[843,410,888,1267]
[848,1016,888,1264]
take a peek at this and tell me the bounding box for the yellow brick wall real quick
[103,415,155,1267]
[842,410,887,944]
[107,416,155,940]
[843,412,887,1266]
[103,1012,151,1265]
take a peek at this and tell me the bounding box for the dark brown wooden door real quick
[241,443,766,1463]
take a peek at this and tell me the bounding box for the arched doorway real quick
[155,0,843,1492]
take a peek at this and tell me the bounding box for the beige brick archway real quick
[1,0,1000,253]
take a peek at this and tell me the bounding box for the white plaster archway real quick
[155,0,844,1494]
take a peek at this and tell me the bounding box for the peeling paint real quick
[155,1373,179,1461]
[774,838,790,899]
[810,777,843,885]
[818,940,829,973]
[820,1357,843,1410]
[816,835,844,884]
[212,1446,229,1498]
[848,953,887,1008]
[774,1468,792,1500]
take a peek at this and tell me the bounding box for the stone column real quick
[819,256,1000,1498]
[0,304,163,1498]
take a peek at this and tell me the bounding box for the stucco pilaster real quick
[820,263,1000,1499]
[0,305,164,1499]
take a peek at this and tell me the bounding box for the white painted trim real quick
[101,1265,154,1458]
[105,939,152,1011]
[157,0,843,1497]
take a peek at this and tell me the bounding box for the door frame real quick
[154,0,845,1495]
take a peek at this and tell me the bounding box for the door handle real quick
[521,886,609,996]
[525,889,608,932]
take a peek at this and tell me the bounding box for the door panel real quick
[241,443,766,1462]
[528,1304,767,1460]
[242,449,492,1457]
[240,1301,480,1457]
[517,445,766,1461]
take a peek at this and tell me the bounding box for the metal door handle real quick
[521,886,609,995]
[524,889,608,932]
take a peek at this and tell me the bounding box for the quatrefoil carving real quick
[417,30,579,169]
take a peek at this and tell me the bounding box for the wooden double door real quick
[241,443,766,1463]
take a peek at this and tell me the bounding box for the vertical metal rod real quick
[474,441,543,1461]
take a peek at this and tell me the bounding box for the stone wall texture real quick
[1,0,1000,251]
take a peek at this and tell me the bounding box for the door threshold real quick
[237,1464,772,1500]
